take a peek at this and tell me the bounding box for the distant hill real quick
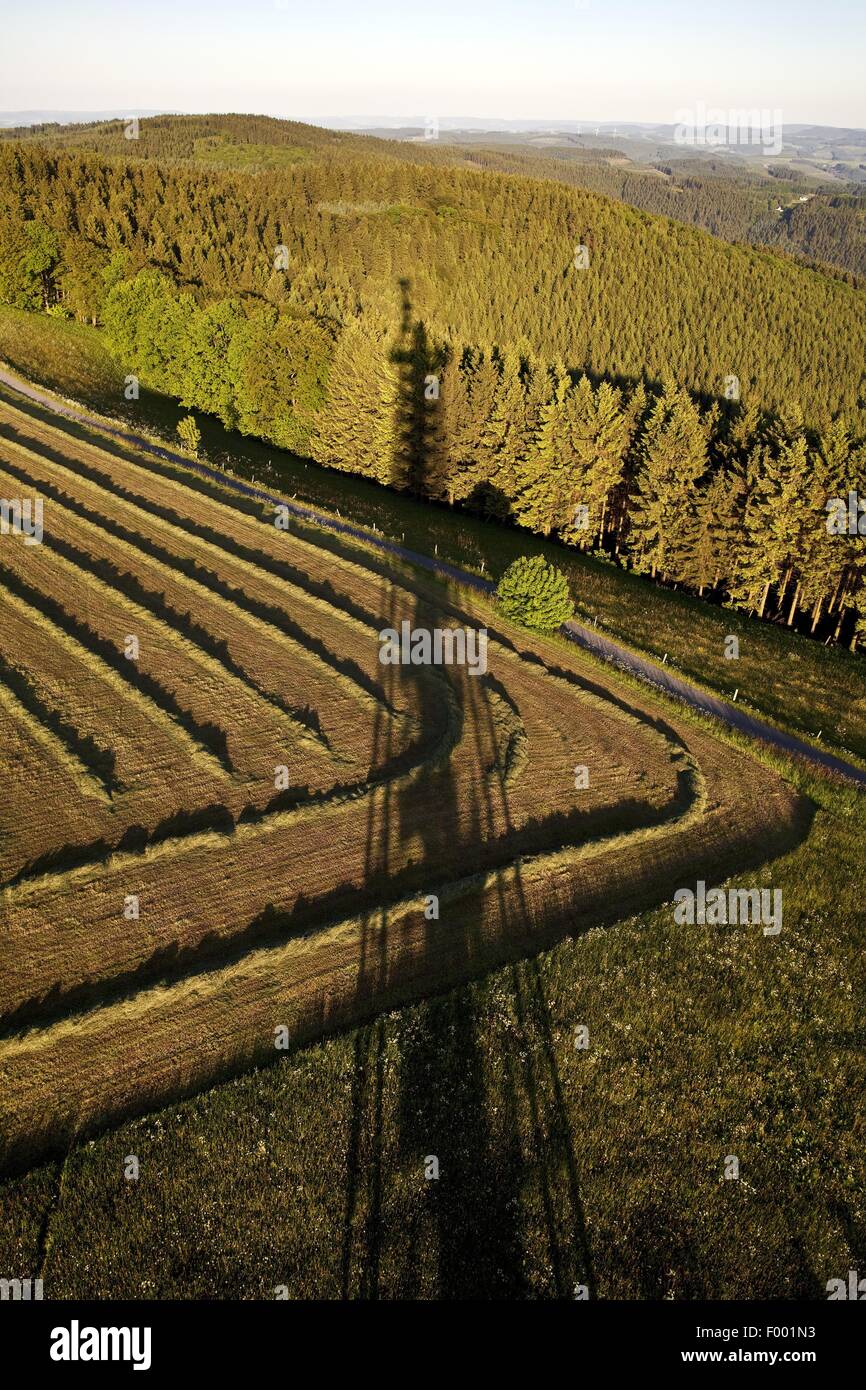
[0,108,167,128]
[6,112,862,279]
[0,112,391,160]
[403,133,866,280]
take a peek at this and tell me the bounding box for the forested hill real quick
[1,116,865,647]
[0,113,385,160]
[445,145,866,281]
[1,130,865,432]
[6,114,864,280]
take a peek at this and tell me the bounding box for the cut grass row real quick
[0,650,117,799]
[0,452,340,783]
[0,400,418,759]
[0,581,253,887]
[0,676,113,886]
[0,544,237,778]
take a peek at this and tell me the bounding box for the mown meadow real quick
[0,749,861,1299]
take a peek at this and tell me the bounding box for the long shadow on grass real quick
[338,292,521,1297]
[391,599,517,1298]
[340,573,399,1298]
[452,665,594,1297]
[338,286,593,1297]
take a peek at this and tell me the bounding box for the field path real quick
[1,362,863,790]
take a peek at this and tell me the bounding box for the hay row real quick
[0,568,233,793]
[0,401,403,644]
[0,663,111,807]
[0,455,343,782]
[0,429,404,724]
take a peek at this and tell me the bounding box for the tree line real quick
[315,312,865,646]
[95,268,866,648]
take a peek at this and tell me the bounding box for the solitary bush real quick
[177,414,201,457]
[495,555,573,633]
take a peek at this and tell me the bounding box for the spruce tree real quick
[512,364,570,536]
[627,379,710,581]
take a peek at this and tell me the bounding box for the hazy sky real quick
[1,0,863,128]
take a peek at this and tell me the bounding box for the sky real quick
[1,0,864,129]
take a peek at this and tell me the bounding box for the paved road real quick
[2,364,864,789]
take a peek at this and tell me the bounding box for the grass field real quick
[1,305,864,763]
[0,336,861,1301]
[0,754,861,1298]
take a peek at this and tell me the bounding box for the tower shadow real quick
[389,277,442,497]
[337,279,594,1298]
[339,573,399,1299]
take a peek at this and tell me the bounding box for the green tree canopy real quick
[496,555,574,633]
